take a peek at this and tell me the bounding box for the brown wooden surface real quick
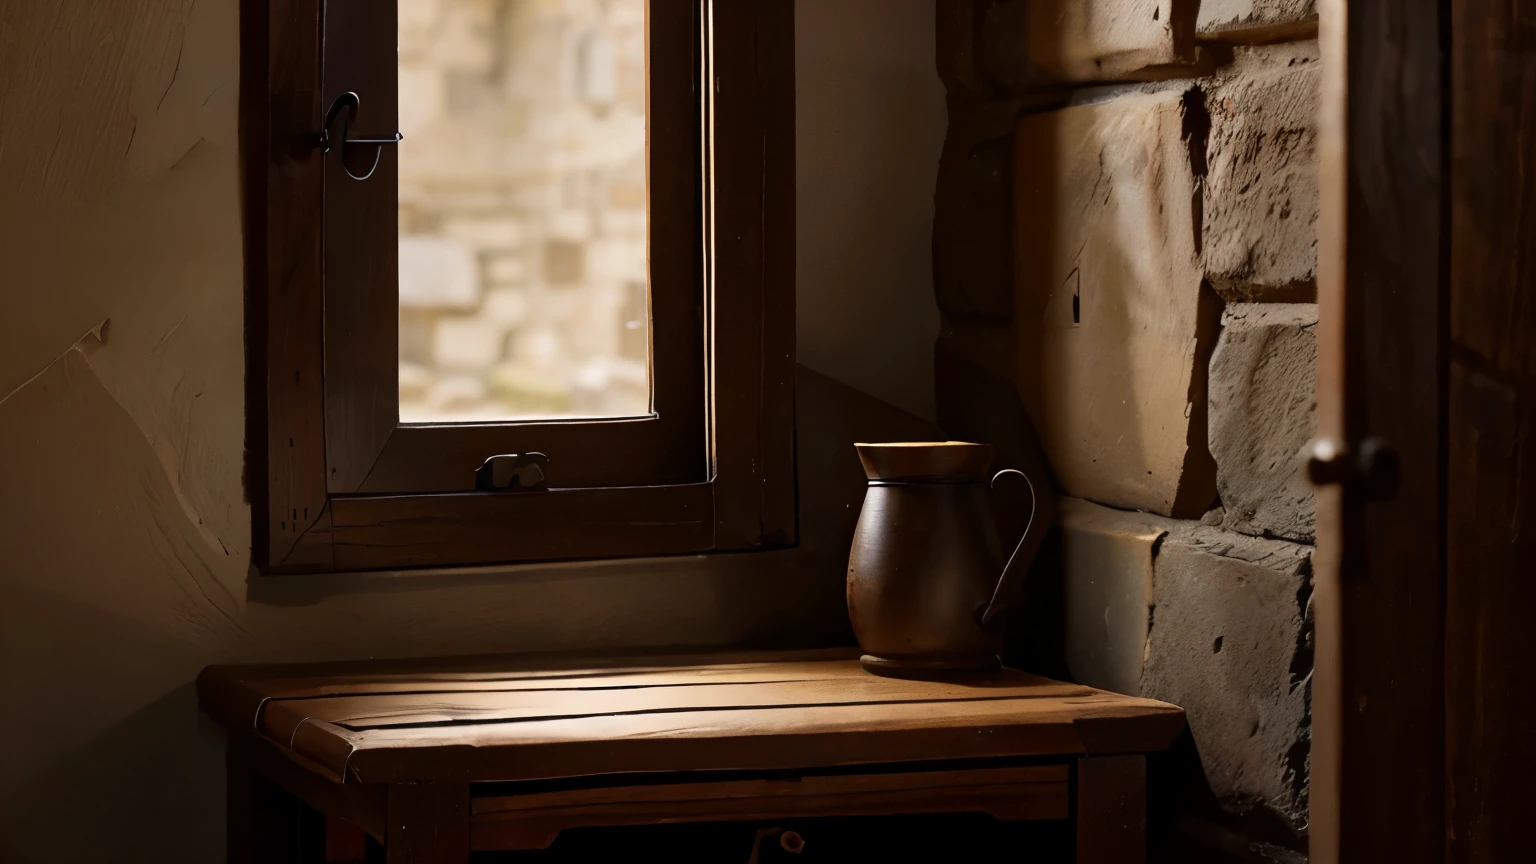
[352,418,703,495]
[322,0,401,495]
[248,0,797,573]
[1076,755,1145,864]
[235,732,389,842]
[470,765,1069,851]
[240,0,271,575]
[228,738,327,863]
[1311,1,1447,862]
[328,483,714,570]
[200,650,1183,784]
[258,675,1096,738]
[200,648,860,730]
[325,818,369,863]
[248,0,330,572]
[1446,0,1536,859]
[386,783,469,864]
[708,0,798,550]
[211,651,1178,857]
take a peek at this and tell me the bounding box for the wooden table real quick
[199,648,1183,863]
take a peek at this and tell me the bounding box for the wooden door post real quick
[386,783,470,864]
[1076,754,1146,864]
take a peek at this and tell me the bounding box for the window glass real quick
[398,0,649,423]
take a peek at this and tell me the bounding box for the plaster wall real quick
[0,1,944,860]
[796,0,946,422]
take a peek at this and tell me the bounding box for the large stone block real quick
[1141,524,1312,833]
[1202,43,1321,302]
[1054,503,1313,832]
[1197,0,1318,40]
[1208,303,1318,542]
[1014,88,1219,517]
[981,0,1198,87]
[1057,498,1173,696]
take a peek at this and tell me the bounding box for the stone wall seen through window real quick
[398,0,649,422]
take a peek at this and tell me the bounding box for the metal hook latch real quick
[317,92,403,181]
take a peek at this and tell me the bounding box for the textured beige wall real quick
[796,0,946,422]
[0,2,941,860]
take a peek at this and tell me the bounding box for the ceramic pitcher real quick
[847,442,1048,675]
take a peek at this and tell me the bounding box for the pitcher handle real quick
[982,468,1053,627]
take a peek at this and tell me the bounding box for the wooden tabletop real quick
[198,648,1184,785]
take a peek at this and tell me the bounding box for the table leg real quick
[386,783,470,864]
[227,742,324,863]
[1076,754,1146,864]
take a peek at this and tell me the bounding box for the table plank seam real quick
[322,692,1109,731]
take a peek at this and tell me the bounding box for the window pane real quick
[398,0,649,423]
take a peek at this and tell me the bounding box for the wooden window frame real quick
[243,0,795,574]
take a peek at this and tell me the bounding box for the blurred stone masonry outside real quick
[398,0,650,423]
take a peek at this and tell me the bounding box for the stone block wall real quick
[934,2,1319,860]
[397,0,650,422]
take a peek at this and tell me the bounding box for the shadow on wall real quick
[0,361,941,864]
[2,685,228,862]
[795,0,945,422]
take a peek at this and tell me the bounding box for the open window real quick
[245,0,795,573]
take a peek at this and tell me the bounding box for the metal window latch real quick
[316,92,403,181]
[475,453,550,493]
[1306,436,1400,502]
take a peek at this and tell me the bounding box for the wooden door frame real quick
[1311,1,1448,862]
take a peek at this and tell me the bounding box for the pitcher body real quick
[846,442,1047,675]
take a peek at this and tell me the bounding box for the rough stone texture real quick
[1053,501,1315,838]
[1057,498,1174,696]
[1014,88,1219,518]
[1197,0,1318,40]
[1203,42,1322,302]
[981,0,1199,87]
[1208,303,1318,542]
[1142,524,1313,834]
